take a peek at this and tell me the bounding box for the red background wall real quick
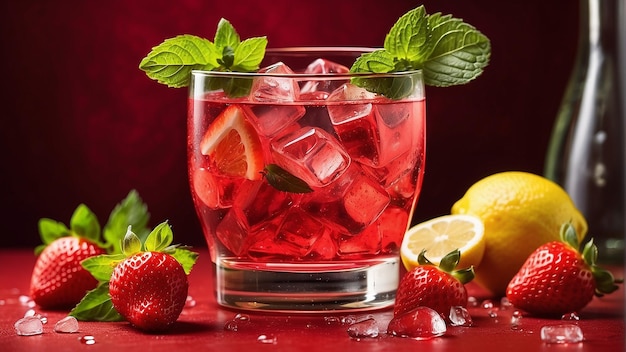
[1,0,578,248]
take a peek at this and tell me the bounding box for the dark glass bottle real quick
[544,0,625,263]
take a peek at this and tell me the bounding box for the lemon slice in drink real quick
[401,214,485,271]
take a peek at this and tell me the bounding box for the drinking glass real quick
[188,47,426,312]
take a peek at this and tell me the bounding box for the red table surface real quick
[1,249,624,352]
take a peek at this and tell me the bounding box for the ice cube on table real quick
[387,306,447,340]
[14,316,43,336]
[540,324,584,344]
[347,317,379,339]
[301,58,350,94]
[245,62,305,137]
[54,316,79,333]
[271,127,351,187]
[449,306,473,327]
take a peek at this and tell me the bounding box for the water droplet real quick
[561,312,580,321]
[347,318,379,339]
[467,296,478,307]
[481,300,494,309]
[511,310,522,329]
[449,306,473,327]
[224,313,251,331]
[14,316,44,336]
[234,313,250,322]
[54,316,79,333]
[488,310,498,318]
[341,315,357,325]
[500,297,513,310]
[257,334,277,344]
[387,307,447,340]
[540,324,583,344]
[79,335,96,345]
[324,316,341,325]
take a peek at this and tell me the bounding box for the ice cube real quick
[377,206,409,253]
[301,165,390,235]
[337,223,381,256]
[301,58,350,94]
[328,84,422,168]
[347,318,379,339]
[14,316,43,336]
[511,310,523,329]
[247,208,326,259]
[387,306,447,340]
[449,306,473,327]
[246,62,305,136]
[540,324,584,344]
[271,127,351,187]
[54,316,79,333]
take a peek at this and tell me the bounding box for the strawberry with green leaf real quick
[71,222,198,331]
[506,223,622,317]
[29,190,150,309]
[393,249,474,318]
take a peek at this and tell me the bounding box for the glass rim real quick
[190,46,423,78]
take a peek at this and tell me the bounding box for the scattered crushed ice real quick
[510,310,522,330]
[257,334,277,344]
[561,312,580,321]
[24,309,47,324]
[14,316,44,336]
[387,306,447,340]
[54,316,79,333]
[540,324,583,344]
[346,317,379,339]
[79,335,96,345]
[449,306,473,327]
[18,295,36,308]
[184,295,197,309]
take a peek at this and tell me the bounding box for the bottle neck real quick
[579,0,622,53]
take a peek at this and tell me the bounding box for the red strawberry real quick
[30,236,105,309]
[506,223,621,317]
[109,251,189,331]
[394,249,474,318]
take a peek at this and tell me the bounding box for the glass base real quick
[213,256,399,313]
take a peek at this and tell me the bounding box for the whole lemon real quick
[451,171,587,296]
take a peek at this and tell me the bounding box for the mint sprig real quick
[70,222,199,321]
[349,5,491,98]
[139,18,267,96]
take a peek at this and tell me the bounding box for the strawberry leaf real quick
[36,219,71,254]
[144,221,173,252]
[439,249,461,272]
[169,247,200,275]
[70,283,124,322]
[81,254,126,282]
[70,204,101,243]
[103,190,151,254]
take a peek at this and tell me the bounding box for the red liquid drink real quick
[188,48,425,312]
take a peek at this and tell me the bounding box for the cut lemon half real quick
[401,214,485,271]
[200,105,264,180]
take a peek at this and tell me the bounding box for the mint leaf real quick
[169,247,199,275]
[139,34,220,88]
[144,221,173,252]
[81,254,125,282]
[422,13,491,87]
[70,204,101,243]
[263,164,313,194]
[349,5,490,96]
[214,18,240,53]
[140,19,267,96]
[232,37,268,71]
[103,189,150,254]
[384,6,431,63]
[70,283,123,322]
